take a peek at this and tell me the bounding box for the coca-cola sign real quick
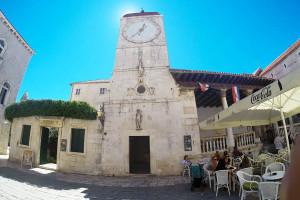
[251,85,272,104]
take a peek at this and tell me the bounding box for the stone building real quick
[9,11,279,175]
[66,11,273,175]
[0,10,35,154]
[254,38,300,139]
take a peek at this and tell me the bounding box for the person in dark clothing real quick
[233,146,243,158]
[215,158,227,171]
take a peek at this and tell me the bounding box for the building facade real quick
[9,11,276,176]
[0,11,35,154]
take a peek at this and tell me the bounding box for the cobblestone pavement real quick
[0,155,257,200]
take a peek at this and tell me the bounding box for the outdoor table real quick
[262,171,285,181]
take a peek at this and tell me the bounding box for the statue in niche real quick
[136,109,142,130]
[137,59,144,83]
[137,49,144,83]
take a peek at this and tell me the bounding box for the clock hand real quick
[131,24,148,38]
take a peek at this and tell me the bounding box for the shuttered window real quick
[21,125,31,146]
[71,128,85,153]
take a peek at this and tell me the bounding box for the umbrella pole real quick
[280,108,291,160]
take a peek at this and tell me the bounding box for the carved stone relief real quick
[148,87,155,95]
[127,88,135,96]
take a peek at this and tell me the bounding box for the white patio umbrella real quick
[199,66,300,157]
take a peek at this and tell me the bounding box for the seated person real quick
[182,155,192,166]
[224,153,235,168]
[210,156,219,175]
[232,146,243,158]
[215,151,221,160]
[239,156,251,169]
[215,158,234,175]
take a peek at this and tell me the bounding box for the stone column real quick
[220,89,235,149]
[273,122,279,136]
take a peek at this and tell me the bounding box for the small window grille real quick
[184,135,192,151]
[75,89,80,95]
[270,73,273,78]
[100,88,106,94]
[284,64,287,68]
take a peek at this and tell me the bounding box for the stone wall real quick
[0,12,34,154]
[261,45,300,79]
[9,116,101,175]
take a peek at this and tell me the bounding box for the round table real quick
[262,171,285,181]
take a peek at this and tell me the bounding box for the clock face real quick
[123,20,161,43]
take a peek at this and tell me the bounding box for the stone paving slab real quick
[0,156,258,199]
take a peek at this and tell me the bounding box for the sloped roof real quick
[260,38,300,76]
[123,12,160,18]
[70,79,110,86]
[170,68,275,108]
[0,10,35,55]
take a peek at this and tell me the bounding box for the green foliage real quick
[47,156,56,163]
[4,100,97,122]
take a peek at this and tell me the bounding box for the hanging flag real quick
[232,86,240,103]
[198,82,210,92]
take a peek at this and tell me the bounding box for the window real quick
[137,85,146,94]
[100,88,106,94]
[0,82,10,105]
[0,40,5,55]
[71,128,85,153]
[283,64,287,69]
[21,125,31,146]
[270,73,274,78]
[184,135,192,151]
[75,89,80,95]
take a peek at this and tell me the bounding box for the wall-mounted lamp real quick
[97,108,105,126]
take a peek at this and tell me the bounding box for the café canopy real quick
[199,66,300,156]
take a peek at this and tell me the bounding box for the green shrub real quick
[4,100,97,122]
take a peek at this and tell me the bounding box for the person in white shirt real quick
[182,155,192,166]
[274,134,285,153]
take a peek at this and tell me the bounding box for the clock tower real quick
[101,11,200,175]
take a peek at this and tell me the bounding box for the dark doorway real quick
[40,127,49,165]
[40,127,58,165]
[129,136,150,174]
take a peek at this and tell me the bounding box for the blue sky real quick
[1,0,300,101]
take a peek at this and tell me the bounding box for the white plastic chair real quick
[259,182,281,200]
[201,157,211,165]
[236,171,262,200]
[261,157,275,175]
[237,167,254,196]
[182,164,190,178]
[265,162,285,174]
[203,163,214,189]
[214,170,230,197]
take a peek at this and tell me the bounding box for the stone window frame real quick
[0,38,7,58]
[0,81,11,107]
[67,125,87,156]
[135,83,148,96]
[75,88,80,95]
[99,88,106,95]
[19,124,32,147]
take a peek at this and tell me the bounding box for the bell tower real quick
[109,11,173,101]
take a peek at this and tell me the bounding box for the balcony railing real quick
[201,131,256,153]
